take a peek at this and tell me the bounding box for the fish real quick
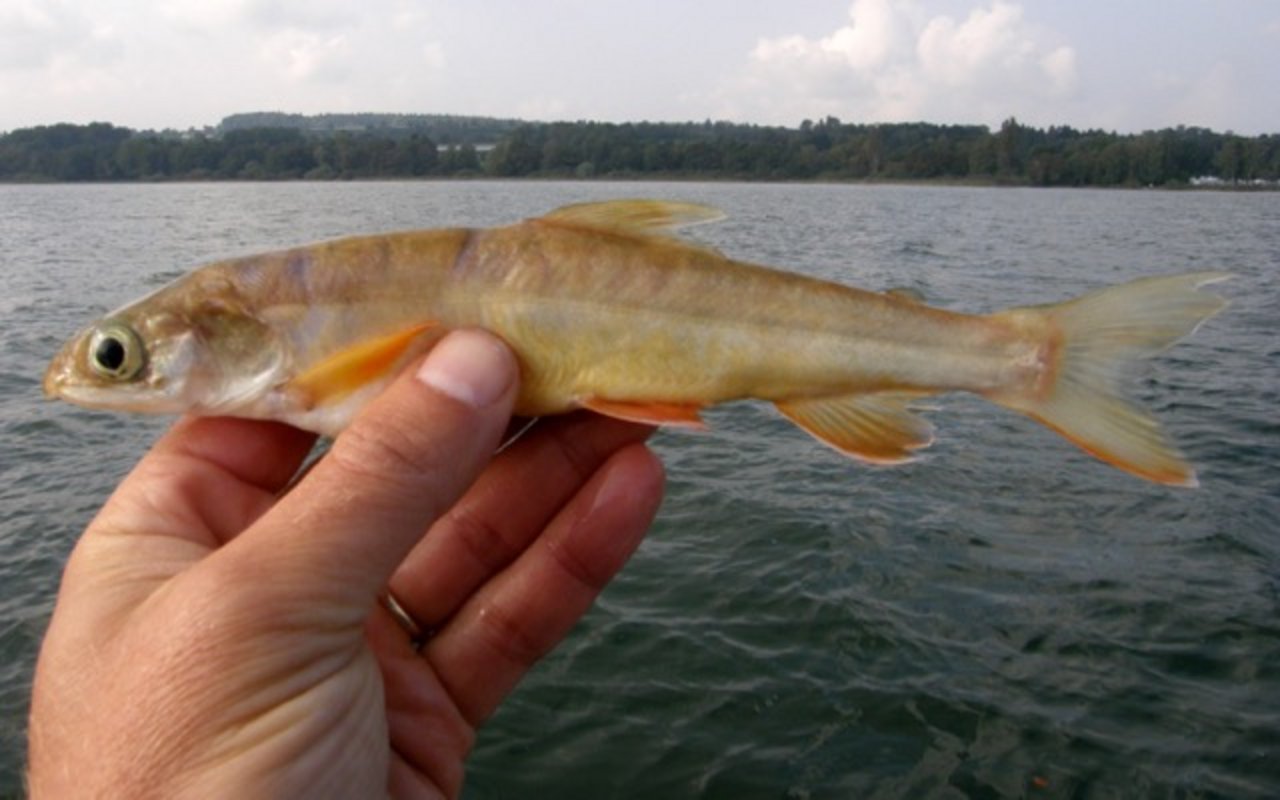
[43,199,1230,487]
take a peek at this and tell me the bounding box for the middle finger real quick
[387,413,653,631]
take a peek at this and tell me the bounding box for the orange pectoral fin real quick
[579,397,709,430]
[287,322,440,409]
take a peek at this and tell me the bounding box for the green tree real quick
[995,117,1025,180]
[1216,135,1245,181]
[485,126,540,176]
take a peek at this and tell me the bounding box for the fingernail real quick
[416,330,514,408]
[590,446,663,519]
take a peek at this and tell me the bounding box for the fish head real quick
[43,274,285,416]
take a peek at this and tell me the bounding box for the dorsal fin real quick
[885,286,926,304]
[537,200,725,235]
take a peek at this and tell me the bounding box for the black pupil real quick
[95,337,126,372]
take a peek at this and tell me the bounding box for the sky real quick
[2,0,1278,135]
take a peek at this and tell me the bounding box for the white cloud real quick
[0,0,448,129]
[261,30,352,83]
[159,0,356,33]
[917,3,1029,86]
[244,0,361,33]
[157,0,250,31]
[0,0,99,70]
[730,0,1078,127]
[1040,46,1076,94]
[815,0,902,71]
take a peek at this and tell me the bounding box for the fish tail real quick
[986,272,1231,487]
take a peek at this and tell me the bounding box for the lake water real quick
[1,181,1277,798]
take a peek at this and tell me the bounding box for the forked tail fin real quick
[987,272,1230,487]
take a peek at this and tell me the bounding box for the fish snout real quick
[42,345,74,399]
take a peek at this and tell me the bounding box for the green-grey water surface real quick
[1,182,1277,798]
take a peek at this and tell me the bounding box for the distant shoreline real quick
[3,116,1277,188]
[2,175,1275,192]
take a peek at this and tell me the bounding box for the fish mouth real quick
[41,365,60,398]
[43,377,178,414]
[41,371,114,409]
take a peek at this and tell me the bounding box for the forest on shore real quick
[1,113,1276,187]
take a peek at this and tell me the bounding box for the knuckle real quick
[549,423,601,484]
[442,508,518,575]
[474,601,550,669]
[545,535,612,593]
[327,415,443,492]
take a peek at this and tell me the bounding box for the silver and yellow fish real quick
[44,200,1229,486]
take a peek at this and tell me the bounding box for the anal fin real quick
[776,392,935,464]
[287,322,439,409]
[579,397,708,429]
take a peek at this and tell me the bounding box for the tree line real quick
[1,117,1276,186]
[217,111,523,145]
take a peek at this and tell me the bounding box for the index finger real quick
[93,415,317,548]
[60,416,317,630]
[150,415,319,494]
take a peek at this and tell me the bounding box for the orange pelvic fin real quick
[287,322,439,408]
[579,397,708,429]
[776,392,935,465]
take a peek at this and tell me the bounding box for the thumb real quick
[234,329,518,602]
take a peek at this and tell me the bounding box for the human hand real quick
[27,330,664,798]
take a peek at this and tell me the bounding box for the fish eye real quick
[87,322,146,380]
